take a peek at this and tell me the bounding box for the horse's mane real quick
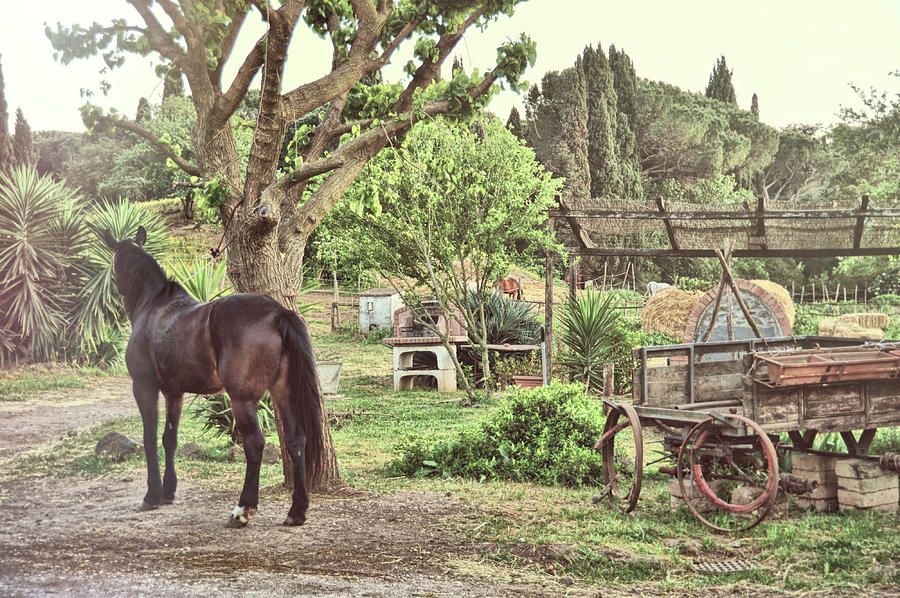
[114,243,186,316]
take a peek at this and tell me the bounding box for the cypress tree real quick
[751,93,760,120]
[136,96,151,122]
[608,45,643,199]
[705,55,737,105]
[506,106,525,141]
[162,67,184,99]
[582,44,620,199]
[12,108,38,169]
[0,56,13,173]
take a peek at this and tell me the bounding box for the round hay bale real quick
[839,312,890,330]
[641,286,703,339]
[751,280,795,328]
[818,317,837,336]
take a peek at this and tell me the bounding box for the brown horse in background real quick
[104,227,325,528]
[497,276,523,300]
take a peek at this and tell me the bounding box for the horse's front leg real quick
[161,391,184,505]
[224,397,265,528]
[133,379,162,511]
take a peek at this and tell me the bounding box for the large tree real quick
[48,0,535,492]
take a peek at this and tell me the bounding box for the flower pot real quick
[511,375,543,389]
[316,361,343,395]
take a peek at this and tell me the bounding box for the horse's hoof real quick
[224,515,248,529]
[283,514,306,526]
[160,496,175,505]
[140,500,159,512]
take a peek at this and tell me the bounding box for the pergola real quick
[541,194,900,374]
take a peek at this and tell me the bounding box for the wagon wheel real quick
[597,403,644,512]
[676,414,779,533]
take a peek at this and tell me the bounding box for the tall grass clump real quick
[389,383,605,486]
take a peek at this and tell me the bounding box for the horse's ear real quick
[103,230,118,250]
[135,226,147,247]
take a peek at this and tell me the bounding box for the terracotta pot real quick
[511,375,543,389]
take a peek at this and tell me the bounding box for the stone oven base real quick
[392,344,457,392]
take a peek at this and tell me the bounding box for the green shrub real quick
[467,290,541,345]
[871,294,900,307]
[389,383,605,486]
[188,392,276,443]
[793,304,823,336]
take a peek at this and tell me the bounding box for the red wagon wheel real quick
[676,414,779,533]
[597,403,644,512]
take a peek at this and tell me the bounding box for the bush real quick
[188,392,276,443]
[389,383,605,487]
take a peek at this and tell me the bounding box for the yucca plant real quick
[166,256,233,302]
[188,391,276,444]
[68,200,167,361]
[557,289,620,394]
[0,167,88,363]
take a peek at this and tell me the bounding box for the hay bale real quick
[818,317,837,336]
[832,320,884,340]
[839,312,890,330]
[641,286,703,339]
[752,280,795,329]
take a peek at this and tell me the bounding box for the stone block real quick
[838,474,898,495]
[834,457,899,512]
[794,496,838,513]
[835,458,889,480]
[838,487,898,510]
[668,477,723,514]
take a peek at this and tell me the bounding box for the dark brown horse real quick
[497,276,523,300]
[104,227,324,528]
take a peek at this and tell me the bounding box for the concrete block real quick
[835,458,889,480]
[668,477,723,514]
[792,454,838,484]
[838,487,898,510]
[838,474,899,495]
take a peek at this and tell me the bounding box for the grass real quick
[4,316,899,593]
[0,367,104,402]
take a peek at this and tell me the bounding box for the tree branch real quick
[125,0,187,67]
[100,116,201,177]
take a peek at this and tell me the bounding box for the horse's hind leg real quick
[270,379,308,526]
[133,379,163,511]
[224,396,265,528]
[161,392,183,505]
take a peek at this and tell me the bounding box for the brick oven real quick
[382,301,467,391]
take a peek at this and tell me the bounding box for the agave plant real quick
[0,167,88,363]
[68,200,168,360]
[556,289,620,394]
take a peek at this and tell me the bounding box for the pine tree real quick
[506,106,525,141]
[12,108,37,169]
[582,44,620,199]
[705,55,737,105]
[751,93,760,120]
[0,55,13,173]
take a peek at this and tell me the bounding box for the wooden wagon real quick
[599,335,900,532]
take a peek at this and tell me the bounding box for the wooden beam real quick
[547,208,900,220]
[752,196,767,249]
[655,196,680,250]
[566,247,900,258]
[701,239,735,343]
[852,195,870,249]
[715,248,764,339]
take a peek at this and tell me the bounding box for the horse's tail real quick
[277,311,325,489]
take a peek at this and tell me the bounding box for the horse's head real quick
[103,226,167,316]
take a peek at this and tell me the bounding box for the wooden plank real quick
[694,359,744,377]
[869,393,900,425]
[802,414,867,433]
[802,383,865,419]
[695,375,745,403]
[568,247,900,258]
[753,386,801,426]
[646,379,690,407]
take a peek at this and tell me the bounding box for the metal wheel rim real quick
[599,403,644,513]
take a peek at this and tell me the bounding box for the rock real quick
[262,443,281,465]
[558,576,575,586]
[731,486,764,506]
[228,444,244,462]
[178,442,204,460]
[95,432,141,462]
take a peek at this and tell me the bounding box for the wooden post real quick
[702,239,735,343]
[855,285,858,303]
[331,252,340,331]
[823,282,828,302]
[602,261,607,292]
[568,260,577,300]
[835,283,841,303]
[602,362,614,414]
[791,281,795,302]
[800,285,805,303]
[715,249,764,339]
[544,217,555,381]
[812,284,815,303]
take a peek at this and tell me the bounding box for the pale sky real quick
[1,1,898,133]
